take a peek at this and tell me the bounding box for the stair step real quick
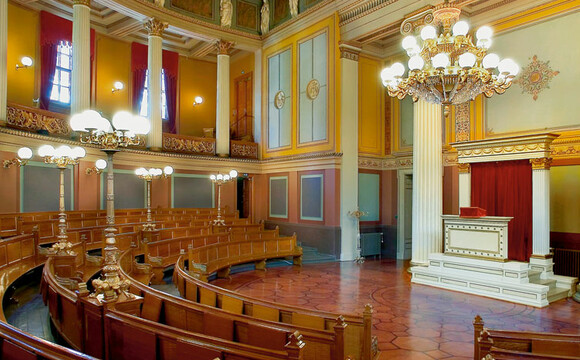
[547,287,570,303]
[528,270,542,282]
[533,278,557,289]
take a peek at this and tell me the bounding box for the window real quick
[50,41,73,105]
[139,69,168,120]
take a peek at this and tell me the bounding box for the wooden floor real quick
[213,259,580,360]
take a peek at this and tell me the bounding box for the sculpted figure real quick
[220,0,233,28]
[154,0,165,7]
[261,0,270,35]
[290,0,298,18]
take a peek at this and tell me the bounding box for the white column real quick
[458,163,471,208]
[71,0,91,114]
[253,48,262,151]
[531,158,552,258]
[0,0,7,125]
[216,40,233,157]
[145,18,167,150]
[339,42,361,261]
[411,100,443,266]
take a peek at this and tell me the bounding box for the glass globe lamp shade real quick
[402,36,417,51]
[17,147,33,160]
[210,174,216,181]
[224,175,230,181]
[194,96,203,105]
[420,25,437,40]
[156,168,163,176]
[54,145,72,159]
[391,62,405,77]
[482,53,500,69]
[71,147,86,159]
[229,169,238,178]
[477,38,492,49]
[432,53,450,69]
[498,58,518,75]
[452,21,469,36]
[458,53,477,68]
[95,159,107,170]
[112,111,133,132]
[113,81,124,91]
[408,55,424,71]
[70,113,85,132]
[81,110,102,130]
[164,166,174,176]
[21,56,33,67]
[38,145,55,158]
[148,168,157,176]
[217,174,223,181]
[133,116,151,135]
[380,68,394,83]
[476,26,493,41]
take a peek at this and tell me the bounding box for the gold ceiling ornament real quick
[306,79,320,100]
[381,0,520,105]
[530,157,552,170]
[215,40,235,55]
[144,18,168,37]
[274,90,286,109]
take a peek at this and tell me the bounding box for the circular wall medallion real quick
[274,90,285,109]
[306,79,320,100]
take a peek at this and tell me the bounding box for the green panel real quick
[233,0,260,34]
[299,0,323,12]
[169,0,219,24]
[358,173,380,221]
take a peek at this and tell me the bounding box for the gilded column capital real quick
[73,0,91,6]
[530,157,552,170]
[457,163,471,173]
[145,18,168,37]
[339,41,361,61]
[216,40,235,55]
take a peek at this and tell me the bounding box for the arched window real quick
[49,40,73,105]
[139,69,168,120]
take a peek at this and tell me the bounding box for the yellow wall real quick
[178,57,217,137]
[358,55,384,157]
[94,34,131,119]
[229,52,255,134]
[550,165,580,233]
[7,3,38,107]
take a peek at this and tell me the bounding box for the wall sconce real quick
[86,159,107,175]
[15,56,33,70]
[193,96,203,106]
[3,147,33,168]
[111,81,124,93]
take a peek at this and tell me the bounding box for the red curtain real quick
[471,160,533,261]
[39,11,95,110]
[131,43,179,133]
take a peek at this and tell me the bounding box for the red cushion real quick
[460,207,487,218]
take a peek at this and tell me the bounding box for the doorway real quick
[231,72,253,141]
[397,169,413,260]
[236,176,253,220]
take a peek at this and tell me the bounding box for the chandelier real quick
[381,1,520,105]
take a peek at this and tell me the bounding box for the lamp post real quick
[135,166,173,230]
[38,145,86,253]
[209,169,238,226]
[70,109,150,302]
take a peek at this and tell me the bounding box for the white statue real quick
[261,0,270,35]
[220,0,233,28]
[154,0,165,7]
[290,0,298,18]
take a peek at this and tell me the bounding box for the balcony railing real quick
[6,102,70,136]
[162,132,216,156]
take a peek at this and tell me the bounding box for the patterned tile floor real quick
[213,259,580,360]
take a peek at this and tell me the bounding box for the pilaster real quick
[530,157,553,277]
[216,40,234,157]
[339,41,361,261]
[71,0,91,114]
[458,163,471,208]
[411,100,443,266]
[145,18,168,150]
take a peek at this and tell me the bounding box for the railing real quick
[553,248,580,278]
[230,139,258,159]
[162,132,216,155]
[6,102,70,136]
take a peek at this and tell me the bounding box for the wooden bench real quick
[474,316,580,360]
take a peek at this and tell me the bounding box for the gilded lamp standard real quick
[70,109,150,302]
[381,0,520,106]
[135,166,174,230]
[209,170,238,226]
[38,145,86,254]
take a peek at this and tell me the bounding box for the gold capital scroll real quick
[216,40,235,55]
[530,157,552,170]
[339,41,361,62]
[145,18,168,37]
[73,0,91,6]
[457,163,471,173]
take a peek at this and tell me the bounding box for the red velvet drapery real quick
[39,11,95,110]
[131,42,179,134]
[471,160,533,261]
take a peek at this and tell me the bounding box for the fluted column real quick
[216,40,234,157]
[71,0,91,114]
[411,100,443,266]
[531,158,552,258]
[458,163,471,208]
[0,0,6,125]
[145,18,167,150]
[339,42,361,261]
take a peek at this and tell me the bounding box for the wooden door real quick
[231,72,253,141]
